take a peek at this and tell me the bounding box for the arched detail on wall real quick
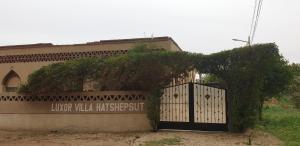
[2,70,21,92]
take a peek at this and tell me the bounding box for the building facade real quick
[0,37,226,132]
[0,37,186,93]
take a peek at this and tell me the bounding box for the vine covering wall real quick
[19,43,293,132]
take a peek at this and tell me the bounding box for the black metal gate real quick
[159,82,228,131]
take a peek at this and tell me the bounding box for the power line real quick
[251,0,263,43]
[250,0,264,44]
[233,0,264,45]
[249,0,258,38]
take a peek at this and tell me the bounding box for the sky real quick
[0,0,299,63]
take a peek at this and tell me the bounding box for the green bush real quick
[19,57,102,93]
[195,44,293,131]
[19,43,292,132]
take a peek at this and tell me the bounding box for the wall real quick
[0,91,151,132]
[0,37,182,93]
[0,37,183,131]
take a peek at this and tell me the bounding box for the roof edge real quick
[0,36,182,50]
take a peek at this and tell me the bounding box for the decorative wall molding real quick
[0,50,128,63]
[0,91,145,102]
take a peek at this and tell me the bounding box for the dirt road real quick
[0,130,281,146]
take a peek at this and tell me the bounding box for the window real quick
[2,70,21,92]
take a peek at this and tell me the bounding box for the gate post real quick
[226,89,232,131]
[188,82,194,123]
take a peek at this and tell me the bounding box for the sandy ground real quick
[0,130,281,146]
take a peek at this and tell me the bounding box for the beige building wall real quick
[0,37,184,132]
[0,114,151,132]
[0,37,182,93]
[0,91,150,132]
[0,62,58,92]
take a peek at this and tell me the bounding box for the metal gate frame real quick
[158,82,228,131]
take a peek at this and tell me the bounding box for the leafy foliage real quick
[290,63,300,76]
[19,43,292,132]
[95,46,195,91]
[194,43,293,131]
[19,57,102,93]
[286,63,300,108]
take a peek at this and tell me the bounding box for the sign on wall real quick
[51,102,144,113]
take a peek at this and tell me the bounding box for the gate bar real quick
[188,82,194,123]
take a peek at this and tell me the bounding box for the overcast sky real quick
[0,0,299,63]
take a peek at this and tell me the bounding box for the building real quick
[0,36,192,93]
[0,37,226,132]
